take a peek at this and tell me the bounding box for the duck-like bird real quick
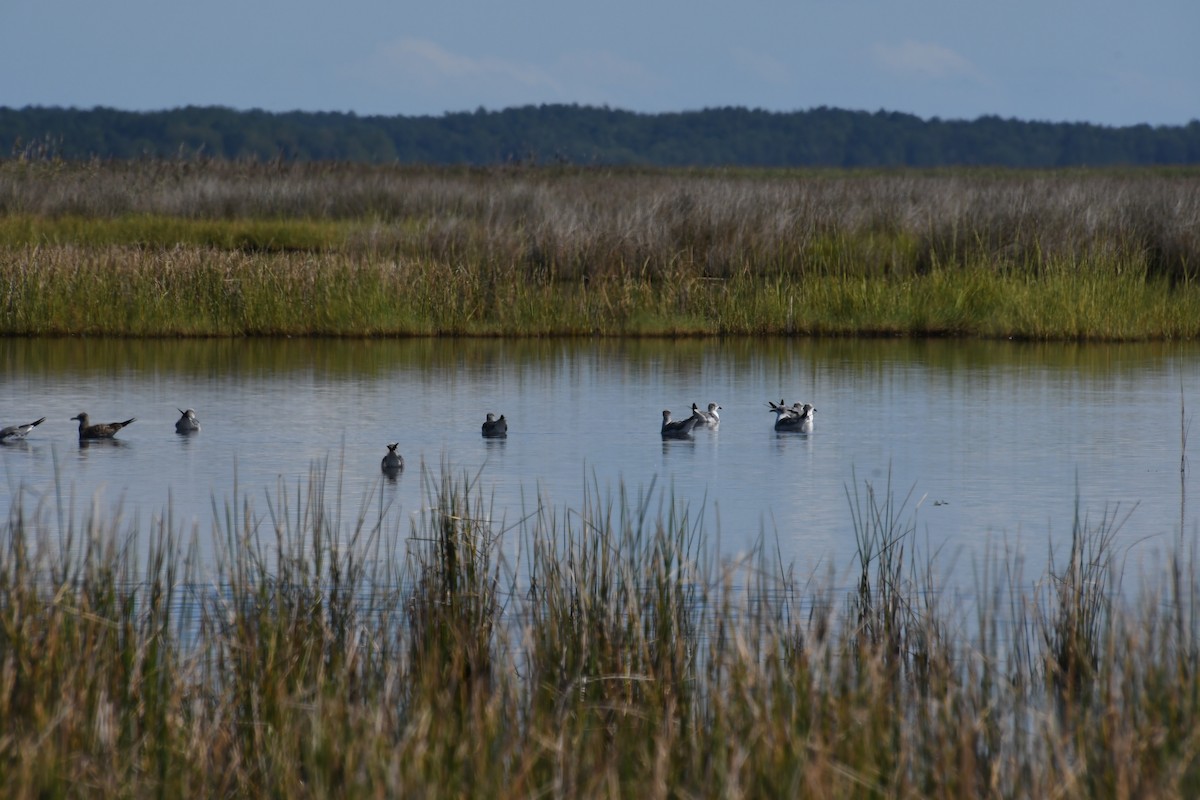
[0,416,46,442]
[71,412,136,440]
[770,401,816,433]
[175,408,201,433]
[381,442,404,473]
[661,408,702,439]
[481,412,508,438]
[692,402,722,427]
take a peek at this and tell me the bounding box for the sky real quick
[3,0,1197,127]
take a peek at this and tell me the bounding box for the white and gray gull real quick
[0,416,46,442]
[769,401,816,433]
[692,402,722,427]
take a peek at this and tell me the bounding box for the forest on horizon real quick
[2,103,1199,168]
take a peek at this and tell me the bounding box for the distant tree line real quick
[2,104,1199,167]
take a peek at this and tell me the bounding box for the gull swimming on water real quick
[661,408,702,439]
[175,408,201,433]
[71,412,136,440]
[381,442,403,473]
[0,416,46,442]
[767,399,791,418]
[692,402,721,427]
[770,401,815,433]
[481,412,508,438]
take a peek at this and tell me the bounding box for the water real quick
[2,337,1197,593]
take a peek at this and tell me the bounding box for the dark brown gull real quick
[381,442,404,473]
[481,412,508,438]
[175,408,201,433]
[71,412,136,440]
[661,408,702,439]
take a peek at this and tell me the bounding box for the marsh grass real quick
[5,243,1200,339]
[4,465,1200,797]
[0,213,348,252]
[1,161,1199,338]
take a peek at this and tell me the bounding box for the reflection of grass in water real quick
[1,163,1200,338]
[0,334,1180,384]
[4,465,1200,796]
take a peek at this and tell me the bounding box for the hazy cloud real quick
[366,37,562,94]
[559,49,659,88]
[730,47,791,85]
[553,49,668,106]
[872,40,980,80]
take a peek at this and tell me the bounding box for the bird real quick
[772,402,816,433]
[692,402,721,427]
[381,442,403,473]
[767,399,791,418]
[71,412,136,440]
[175,408,201,433]
[767,399,807,419]
[481,412,508,438]
[661,408,702,439]
[0,416,46,442]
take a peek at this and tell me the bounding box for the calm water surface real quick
[2,337,1197,592]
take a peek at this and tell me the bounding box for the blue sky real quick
[4,0,1197,126]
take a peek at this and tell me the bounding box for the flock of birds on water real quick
[0,399,816,477]
[0,408,199,443]
[661,400,816,439]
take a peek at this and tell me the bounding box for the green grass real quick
[3,466,1200,797]
[4,243,1198,338]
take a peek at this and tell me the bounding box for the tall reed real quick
[4,465,1200,796]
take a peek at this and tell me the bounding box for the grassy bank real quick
[1,469,1198,797]
[1,161,1198,339]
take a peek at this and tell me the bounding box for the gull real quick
[773,402,816,433]
[767,399,791,418]
[175,408,201,433]
[481,412,508,438]
[0,416,46,442]
[661,408,702,439]
[767,400,793,426]
[71,412,136,440]
[692,402,721,427]
[767,399,807,420]
[381,442,403,473]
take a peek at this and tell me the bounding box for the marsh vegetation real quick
[5,161,1199,796]
[2,468,1199,797]
[1,160,1198,338]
